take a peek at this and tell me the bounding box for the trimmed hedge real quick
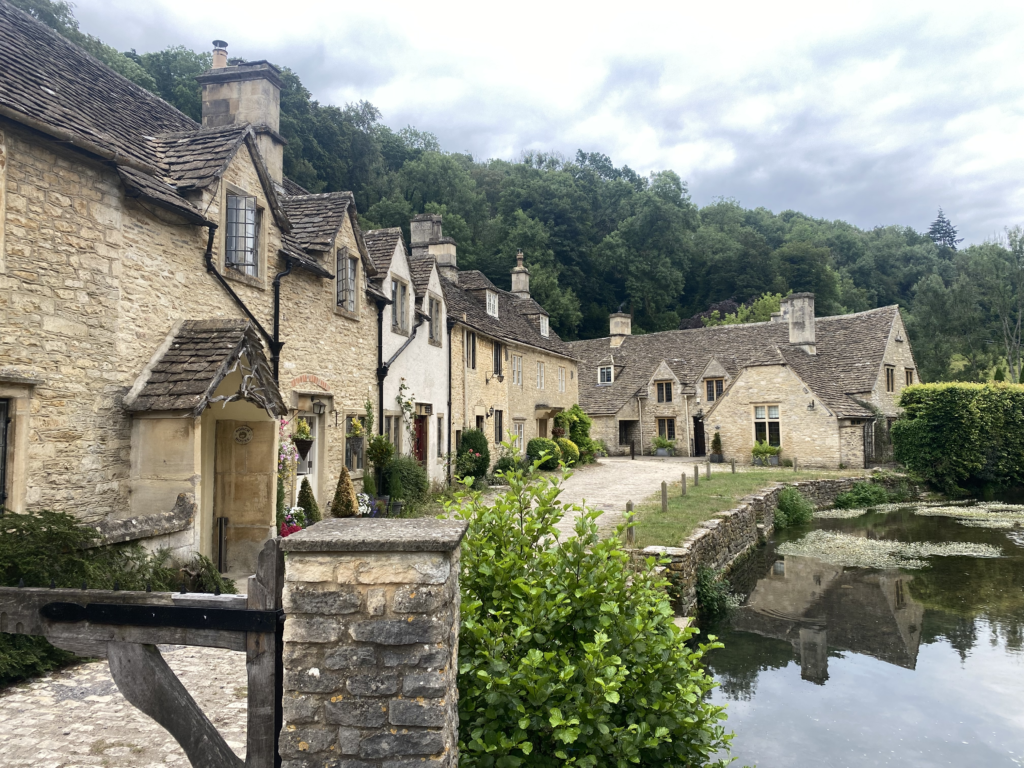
[526,437,562,470]
[457,429,491,479]
[893,382,1024,494]
[555,437,580,467]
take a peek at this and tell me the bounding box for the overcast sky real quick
[76,0,1024,244]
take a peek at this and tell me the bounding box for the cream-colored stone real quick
[283,554,341,583]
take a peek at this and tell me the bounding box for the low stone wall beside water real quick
[639,477,877,615]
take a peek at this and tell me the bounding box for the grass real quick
[632,466,862,548]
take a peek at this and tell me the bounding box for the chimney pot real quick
[781,293,816,354]
[212,40,228,69]
[511,249,530,299]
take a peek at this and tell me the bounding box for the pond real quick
[704,502,1024,767]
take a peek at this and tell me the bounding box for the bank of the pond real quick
[634,473,907,615]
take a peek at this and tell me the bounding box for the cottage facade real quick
[570,294,917,469]
[0,12,383,572]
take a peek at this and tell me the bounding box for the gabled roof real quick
[570,306,902,417]
[363,228,404,274]
[408,257,436,297]
[441,273,575,360]
[124,319,286,417]
[154,125,251,191]
[281,191,355,253]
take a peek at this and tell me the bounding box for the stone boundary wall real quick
[278,518,468,768]
[638,476,906,615]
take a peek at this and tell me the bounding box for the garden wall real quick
[637,476,901,615]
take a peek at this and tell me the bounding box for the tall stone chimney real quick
[781,293,816,354]
[609,312,632,348]
[410,213,459,283]
[511,249,530,299]
[196,42,285,183]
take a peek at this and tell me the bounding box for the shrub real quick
[385,455,429,506]
[711,431,723,454]
[652,435,674,451]
[447,465,733,767]
[328,464,358,518]
[362,471,377,497]
[560,404,598,464]
[695,565,733,623]
[366,434,395,472]
[526,437,561,469]
[834,481,891,509]
[775,487,814,529]
[752,440,780,461]
[297,477,321,524]
[555,437,580,466]
[893,382,1024,494]
[276,474,286,528]
[457,429,491,479]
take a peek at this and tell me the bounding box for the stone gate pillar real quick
[278,518,468,768]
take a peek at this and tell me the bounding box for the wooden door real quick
[414,416,427,462]
[214,420,275,574]
[693,418,706,457]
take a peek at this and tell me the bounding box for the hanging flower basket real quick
[292,438,314,460]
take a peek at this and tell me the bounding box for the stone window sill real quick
[223,266,265,291]
[390,326,410,338]
[428,337,442,348]
[334,305,360,321]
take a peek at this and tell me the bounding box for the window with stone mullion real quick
[226,194,259,277]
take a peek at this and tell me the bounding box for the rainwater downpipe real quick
[446,319,454,483]
[376,304,423,435]
[637,394,643,456]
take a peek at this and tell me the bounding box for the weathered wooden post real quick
[681,473,687,496]
[661,481,668,513]
[794,456,798,472]
[279,518,467,768]
[625,500,635,547]
[630,440,635,460]
[731,458,736,474]
[694,465,699,487]
[705,462,711,480]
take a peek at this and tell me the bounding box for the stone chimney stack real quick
[196,43,285,183]
[781,293,816,354]
[609,312,632,348]
[511,249,530,299]
[411,213,459,283]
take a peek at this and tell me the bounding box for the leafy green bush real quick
[526,437,561,469]
[695,566,733,624]
[447,467,733,766]
[752,440,781,461]
[366,434,395,479]
[652,435,675,451]
[557,404,598,463]
[555,437,580,466]
[834,481,891,509]
[893,382,1024,494]
[385,454,429,506]
[362,471,377,496]
[711,431,723,454]
[774,487,814,529]
[457,429,491,478]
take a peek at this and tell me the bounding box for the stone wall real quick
[639,476,896,615]
[279,518,467,768]
[860,311,918,416]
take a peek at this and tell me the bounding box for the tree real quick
[450,463,733,767]
[128,46,211,121]
[297,477,321,524]
[927,208,963,251]
[328,465,358,518]
[704,292,783,326]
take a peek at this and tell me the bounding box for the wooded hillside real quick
[12,0,1023,384]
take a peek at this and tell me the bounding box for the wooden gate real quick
[0,539,284,768]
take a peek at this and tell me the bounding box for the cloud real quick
[73,0,1024,243]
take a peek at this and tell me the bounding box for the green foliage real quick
[560,404,597,464]
[384,455,428,507]
[652,435,675,451]
[179,553,237,596]
[526,437,562,470]
[703,292,783,326]
[276,474,286,528]
[833,481,892,509]
[554,437,580,467]
[0,634,75,686]
[366,434,395,471]
[774,487,814,529]
[711,431,723,454]
[447,466,733,767]
[388,466,404,500]
[695,566,733,625]
[328,464,359,518]
[751,440,781,460]
[893,382,1024,494]
[297,477,321,524]
[293,418,312,440]
[362,471,377,497]
[457,429,491,478]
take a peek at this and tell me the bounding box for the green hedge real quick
[555,437,580,467]
[526,437,561,470]
[893,382,1024,494]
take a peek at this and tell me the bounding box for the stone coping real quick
[279,518,469,553]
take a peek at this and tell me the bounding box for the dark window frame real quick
[705,378,724,402]
[656,381,673,403]
[494,410,504,444]
[466,331,477,369]
[0,399,9,510]
[905,368,914,387]
[885,366,896,392]
[657,417,676,440]
[493,342,503,376]
[225,193,261,277]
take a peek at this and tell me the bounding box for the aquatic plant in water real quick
[777,529,1002,570]
[912,502,1024,530]
[814,499,972,520]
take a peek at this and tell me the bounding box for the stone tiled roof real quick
[408,257,435,297]
[154,125,250,191]
[441,273,575,360]
[124,319,286,417]
[281,177,310,196]
[363,228,404,274]
[281,192,354,253]
[117,166,207,225]
[280,233,334,279]
[570,306,902,417]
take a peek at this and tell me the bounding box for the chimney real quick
[781,293,816,354]
[609,312,632,348]
[511,249,530,299]
[196,43,285,183]
[411,213,459,282]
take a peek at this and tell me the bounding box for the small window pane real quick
[755,422,767,442]
[768,406,779,419]
[768,422,781,446]
[755,406,766,419]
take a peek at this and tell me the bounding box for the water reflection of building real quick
[730,555,924,684]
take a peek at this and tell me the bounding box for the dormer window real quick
[336,247,358,313]
[540,316,549,337]
[486,290,499,318]
[225,193,261,277]
[391,278,409,333]
[599,366,613,385]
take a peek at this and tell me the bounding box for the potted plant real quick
[710,432,724,463]
[652,435,675,456]
[292,418,314,460]
[365,433,394,514]
[752,440,781,466]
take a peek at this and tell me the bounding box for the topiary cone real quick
[329,464,359,518]
[297,477,321,524]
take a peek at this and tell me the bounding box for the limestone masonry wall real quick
[279,518,467,768]
[638,476,905,615]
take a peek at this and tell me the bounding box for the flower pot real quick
[390,501,404,518]
[753,457,766,466]
[769,455,779,466]
[292,438,314,460]
[655,448,670,457]
[710,454,723,463]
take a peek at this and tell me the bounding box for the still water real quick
[704,505,1024,767]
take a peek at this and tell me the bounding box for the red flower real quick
[280,522,302,537]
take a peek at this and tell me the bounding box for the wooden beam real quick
[245,538,284,768]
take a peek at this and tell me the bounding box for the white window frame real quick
[512,354,523,386]
[537,362,545,390]
[486,290,499,318]
[540,316,549,337]
[513,421,525,451]
[599,366,613,385]
[558,366,566,392]
[391,278,409,333]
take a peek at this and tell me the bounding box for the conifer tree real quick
[297,477,321,524]
[927,208,963,251]
[328,465,359,518]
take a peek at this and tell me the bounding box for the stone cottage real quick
[365,223,449,485]
[570,294,917,468]
[407,215,578,466]
[0,9,385,572]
